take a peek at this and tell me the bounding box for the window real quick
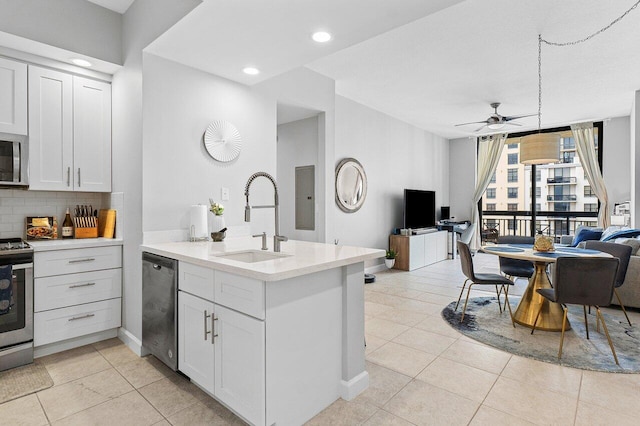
[486,188,496,199]
[508,219,516,230]
[508,143,518,149]
[507,168,518,182]
[508,203,518,211]
[584,186,595,197]
[489,172,496,184]
[584,203,598,212]
[508,153,518,164]
[562,137,575,150]
[562,151,575,164]
[535,169,541,182]
[535,203,541,211]
[507,188,518,198]
[530,187,541,197]
[486,203,496,211]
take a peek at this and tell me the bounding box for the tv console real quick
[389,231,447,271]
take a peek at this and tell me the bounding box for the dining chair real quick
[496,235,535,282]
[531,256,620,364]
[455,241,515,326]
[584,241,633,326]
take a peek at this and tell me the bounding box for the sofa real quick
[560,226,640,309]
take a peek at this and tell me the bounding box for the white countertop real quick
[141,238,385,281]
[29,238,123,251]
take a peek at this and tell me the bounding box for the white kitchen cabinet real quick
[28,66,73,191]
[34,244,122,352]
[0,57,27,135]
[214,304,265,426]
[178,291,215,394]
[28,66,112,192]
[73,76,112,192]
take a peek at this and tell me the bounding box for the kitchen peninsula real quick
[140,238,384,426]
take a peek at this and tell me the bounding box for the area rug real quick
[442,297,640,373]
[0,362,53,404]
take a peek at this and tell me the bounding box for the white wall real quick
[603,116,631,206]
[111,0,201,345]
[277,116,320,241]
[333,96,449,254]
[0,0,122,65]
[448,137,476,221]
[142,53,276,236]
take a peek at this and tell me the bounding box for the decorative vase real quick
[384,258,395,269]
[209,213,225,234]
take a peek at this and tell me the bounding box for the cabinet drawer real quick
[179,262,215,301]
[34,298,121,347]
[35,246,122,277]
[35,268,122,312]
[214,271,264,319]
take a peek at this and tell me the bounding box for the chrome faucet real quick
[244,172,288,252]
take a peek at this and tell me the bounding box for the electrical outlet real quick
[221,187,229,201]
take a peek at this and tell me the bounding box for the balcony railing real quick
[546,177,577,184]
[480,210,598,244]
[547,194,577,202]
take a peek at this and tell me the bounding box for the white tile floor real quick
[2,253,639,425]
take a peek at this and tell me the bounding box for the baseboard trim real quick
[339,370,369,401]
[118,327,149,357]
[365,263,387,274]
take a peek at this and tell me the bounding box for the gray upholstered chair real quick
[496,235,535,282]
[531,257,620,364]
[455,240,515,325]
[584,241,633,326]
[457,223,476,245]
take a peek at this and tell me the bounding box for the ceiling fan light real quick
[520,133,560,165]
[487,122,505,130]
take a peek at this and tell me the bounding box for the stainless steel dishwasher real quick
[142,252,178,371]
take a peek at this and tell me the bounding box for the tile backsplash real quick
[0,189,109,239]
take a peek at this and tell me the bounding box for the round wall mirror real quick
[335,158,367,213]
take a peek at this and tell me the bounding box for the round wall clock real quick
[204,120,242,162]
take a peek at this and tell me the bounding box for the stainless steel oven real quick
[0,239,33,371]
[0,133,28,188]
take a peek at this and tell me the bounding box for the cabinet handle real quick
[68,258,96,264]
[67,167,71,187]
[68,313,95,321]
[204,310,212,341]
[69,282,96,289]
[77,168,81,187]
[212,316,218,344]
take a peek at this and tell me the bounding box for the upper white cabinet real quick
[28,66,112,192]
[0,57,28,135]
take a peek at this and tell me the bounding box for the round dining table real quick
[480,244,611,332]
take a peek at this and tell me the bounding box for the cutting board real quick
[98,209,116,238]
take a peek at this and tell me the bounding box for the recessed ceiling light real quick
[312,31,332,43]
[243,67,260,75]
[71,58,92,67]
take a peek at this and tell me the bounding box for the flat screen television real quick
[403,189,436,230]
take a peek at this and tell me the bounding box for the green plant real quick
[209,198,224,215]
[385,249,397,259]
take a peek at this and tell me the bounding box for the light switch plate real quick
[221,187,229,201]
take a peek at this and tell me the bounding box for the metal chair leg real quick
[558,306,568,359]
[596,307,619,365]
[495,285,503,313]
[531,303,543,335]
[583,305,590,340]
[460,284,474,323]
[504,286,516,328]
[614,288,632,326]
[455,279,468,311]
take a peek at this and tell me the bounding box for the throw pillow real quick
[570,228,603,247]
[619,238,640,256]
[601,229,640,242]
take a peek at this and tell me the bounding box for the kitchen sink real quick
[213,250,290,263]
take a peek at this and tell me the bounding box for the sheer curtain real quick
[571,122,610,228]
[471,133,508,248]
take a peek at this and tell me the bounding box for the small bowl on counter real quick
[211,231,226,242]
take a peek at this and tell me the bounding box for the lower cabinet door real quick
[178,291,214,394]
[214,304,265,426]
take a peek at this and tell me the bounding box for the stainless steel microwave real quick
[0,133,28,187]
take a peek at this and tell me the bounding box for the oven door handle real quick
[9,263,33,270]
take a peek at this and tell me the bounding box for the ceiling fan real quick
[455,102,536,132]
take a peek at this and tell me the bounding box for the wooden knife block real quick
[73,217,99,239]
